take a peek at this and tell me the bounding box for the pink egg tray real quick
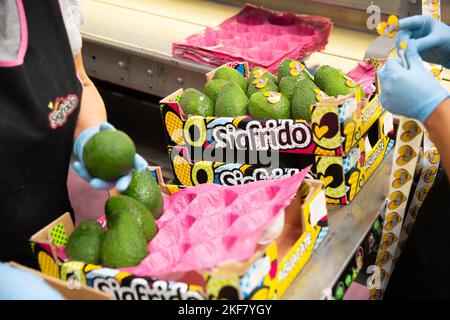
[172,4,333,72]
[95,168,309,278]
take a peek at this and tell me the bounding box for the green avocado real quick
[279,76,303,101]
[213,66,248,93]
[122,169,164,220]
[247,76,279,98]
[65,220,106,264]
[105,195,157,242]
[277,59,312,83]
[215,82,249,117]
[249,91,291,120]
[291,77,322,122]
[204,79,228,105]
[83,130,135,181]
[179,88,214,117]
[314,65,365,98]
[101,213,149,268]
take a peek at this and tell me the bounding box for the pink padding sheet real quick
[94,169,307,277]
[172,4,333,72]
[346,61,377,100]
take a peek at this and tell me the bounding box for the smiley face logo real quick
[264,91,282,104]
[388,191,407,210]
[401,121,422,142]
[416,185,431,202]
[314,88,327,102]
[253,77,269,89]
[392,169,412,188]
[385,212,402,231]
[252,68,266,79]
[408,205,419,220]
[344,75,358,88]
[377,15,399,38]
[376,251,393,267]
[396,145,417,166]
[422,166,437,183]
[425,148,440,164]
[380,233,398,250]
[289,61,305,77]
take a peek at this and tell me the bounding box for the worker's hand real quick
[378,40,449,123]
[72,122,148,191]
[0,263,64,300]
[397,15,450,68]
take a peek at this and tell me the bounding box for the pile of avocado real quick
[179,60,365,122]
[66,132,165,268]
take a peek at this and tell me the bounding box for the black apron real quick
[385,167,450,299]
[0,0,82,267]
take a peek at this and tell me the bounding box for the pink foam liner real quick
[89,167,310,277]
[346,61,377,100]
[0,0,28,67]
[172,4,333,72]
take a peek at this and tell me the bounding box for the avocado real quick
[105,195,157,242]
[314,65,365,98]
[249,91,291,120]
[247,77,279,98]
[179,88,214,117]
[279,76,302,101]
[204,79,228,105]
[277,59,312,83]
[122,169,164,220]
[213,66,248,93]
[65,220,106,264]
[291,77,322,122]
[101,213,149,268]
[249,67,277,84]
[215,82,249,117]
[83,130,135,181]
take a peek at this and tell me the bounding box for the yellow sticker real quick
[252,68,266,79]
[264,91,281,104]
[314,88,327,102]
[401,121,422,142]
[289,61,304,77]
[376,15,399,38]
[344,75,358,88]
[253,77,269,89]
[388,191,407,210]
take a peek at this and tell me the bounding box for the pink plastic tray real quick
[95,168,309,278]
[172,4,333,72]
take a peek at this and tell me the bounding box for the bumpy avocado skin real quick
[105,195,157,242]
[65,220,106,264]
[249,91,291,120]
[314,65,365,98]
[204,79,228,105]
[123,169,164,220]
[291,78,320,122]
[213,66,248,93]
[179,88,214,117]
[83,130,136,181]
[215,82,249,117]
[101,213,149,268]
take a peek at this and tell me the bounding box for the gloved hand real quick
[378,40,449,123]
[397,15,450,68]
[0,263,64,300]
[73,122,148,191]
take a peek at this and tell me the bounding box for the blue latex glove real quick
[378,40,449,123]
[0,263,64,300]
[397,15,450,68]
[73,122,149,191]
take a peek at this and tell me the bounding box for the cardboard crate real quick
[30,167,328,300]
[7,262,111,300]
[168,112,394,204]
[160,61,384,161]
